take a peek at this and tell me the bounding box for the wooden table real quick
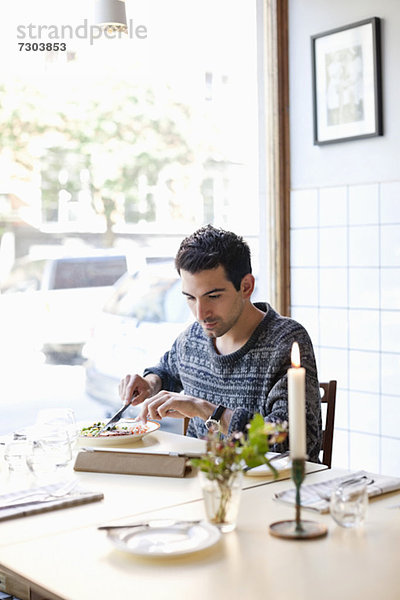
[1,431,399,600]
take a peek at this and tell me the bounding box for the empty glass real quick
[35,408,79,449]
[3,437,32,473]
[25,425,73,483]
[330,477,369,528]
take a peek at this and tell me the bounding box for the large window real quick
[3,0,261,240]
[0,0,285,434]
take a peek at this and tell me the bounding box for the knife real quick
[98,519,202,531]
[94,403,132,437]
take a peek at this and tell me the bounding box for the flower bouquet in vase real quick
[191,414,287,533]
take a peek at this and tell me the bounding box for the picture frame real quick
[311,17,383,145]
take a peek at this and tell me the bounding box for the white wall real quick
[289,0,400,475]
[289,0,400,187]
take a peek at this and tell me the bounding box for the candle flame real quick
[291,342,301,368]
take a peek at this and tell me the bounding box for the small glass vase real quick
[199,469,243,533]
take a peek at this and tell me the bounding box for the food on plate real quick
[80,421,149,438]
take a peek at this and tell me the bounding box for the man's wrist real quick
[144,373,162,397]
[201,402,232,435]
[205,405,227,432]
[200,401,218,422]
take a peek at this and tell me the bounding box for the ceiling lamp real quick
[94,0,128,34]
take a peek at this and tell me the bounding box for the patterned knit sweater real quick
[144,302,322,462]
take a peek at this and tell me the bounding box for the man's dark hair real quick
[175,225,252,291]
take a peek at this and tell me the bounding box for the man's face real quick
[180,266,249,338]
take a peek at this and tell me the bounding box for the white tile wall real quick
[290,228,318,267]
[381,395,400,438]
[334,388,349,430]
[348,184,379,225]
[319,268,348,307]
[290,181,400,476]
[348,268,380,309]
[381,268,400,309]
[380,181,400,223]
[319,186,347,226]
[290,306,319,348]
[319,227,347,267]
[349,309,380,351]
[349,350,380,394]
[349,432,380,473]
[381,310,400,353]
[381,225,400,266]
[318,347,348,388]
[348,391,380,434]
[381,353,400,396]
[319,308,347,348]
[290,268,318,306]
[291,189,318,227]
[331,429,349,469]
[381,437,400,477]
[349,226,379,267]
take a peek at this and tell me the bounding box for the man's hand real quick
[119,373,161,406]
[136,391,215,424]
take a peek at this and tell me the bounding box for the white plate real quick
[107,520,221,557]
[78,419,160,446]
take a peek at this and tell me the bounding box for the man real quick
[119,225,322,461]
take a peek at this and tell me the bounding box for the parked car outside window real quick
[83,260,192,406]
[0,251,128,363]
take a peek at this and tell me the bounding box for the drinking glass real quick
[3,437,32,473]
[330,478,368,528]
[3,435,34,489]
[25,425,73,483]
[35,408,79,448]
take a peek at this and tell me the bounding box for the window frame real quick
[258,0,290,316]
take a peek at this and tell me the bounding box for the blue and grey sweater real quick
[144,303,322,462]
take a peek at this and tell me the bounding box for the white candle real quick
[288,342,306,459]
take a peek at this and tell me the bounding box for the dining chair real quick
[319,380,337,468]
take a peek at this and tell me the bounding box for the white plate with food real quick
[78,419,160,446]
[106,519,221,557]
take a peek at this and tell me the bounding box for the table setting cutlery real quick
[102,518,221,557]
[94,402,133,437]
[273,470,400,513]
[0,479,79,510]
[98,518,202,531]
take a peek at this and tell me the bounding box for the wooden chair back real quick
[319,380,337,468]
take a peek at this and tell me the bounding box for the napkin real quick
[244,454,291,478]
[273,470,400,513]
[0,479,104,522]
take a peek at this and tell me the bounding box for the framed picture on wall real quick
[311,17,383,145]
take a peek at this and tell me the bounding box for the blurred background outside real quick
[0,0,265,435]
